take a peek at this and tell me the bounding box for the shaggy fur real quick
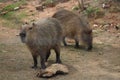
[52,9,93,50]
[19,18,62,69]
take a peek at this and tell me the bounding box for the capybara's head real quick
[81,29,93,51]
[19,23,34,43]
[79,16,93,51]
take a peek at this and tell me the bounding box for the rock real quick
[93,24,99,27]
[14,7,20,11]
[36,5,44,11]
[102,3,110,9]
[37,64,69,78]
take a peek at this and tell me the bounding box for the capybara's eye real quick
[29,27,32,30]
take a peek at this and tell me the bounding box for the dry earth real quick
[0,0,120,80]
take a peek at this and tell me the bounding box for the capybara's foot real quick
[86,45,93,51]
[64,44,67,46]
[74,45,79,48]
[56,60,62,64]
[31,65,38,69]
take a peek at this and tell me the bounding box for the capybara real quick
[52,9,93,50]
[19,18,62,69]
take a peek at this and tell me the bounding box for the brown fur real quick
[52,9,93,50]
[19,18,62,69]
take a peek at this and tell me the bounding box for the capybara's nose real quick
[86,45,92,51]
[19,32,26,37]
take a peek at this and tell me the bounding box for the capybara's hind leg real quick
[54,45,62,63]
[74,37,79,48]
[46,50,51,62]
[63,37,67,46]
[31,55,38,69]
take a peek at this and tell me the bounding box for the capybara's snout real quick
[19,32,26,43]
[19,32,26,38]
[86,44,93,51]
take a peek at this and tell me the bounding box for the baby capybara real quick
[52,9,93,50]
[19,18,62,69]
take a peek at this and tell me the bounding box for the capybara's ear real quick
[28,22,36,30]
[24,22,28,25]
[85,29,92,34]
[32,22,36,26]
[88,29,92,34]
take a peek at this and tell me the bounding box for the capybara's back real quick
[52,9,93,50]
[24,18,62,48]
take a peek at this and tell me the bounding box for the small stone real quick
[14,7,20,11]
[93,24,99,27]
[36,5,44,11]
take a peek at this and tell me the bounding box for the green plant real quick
[84,7,104,18]
[0,0,27,29]
[1,0,26,12]
[85,7,98,16]
[0,11,27,29]
[0,0,7,2]
[43,0,56,7]
[72,5,79,11]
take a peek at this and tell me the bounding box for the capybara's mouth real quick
[19,33,26,43]
[19,33,26,37]
[86,45,93,51]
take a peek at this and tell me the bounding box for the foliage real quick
[85,7,99,16]
[84,7,104,18]
[0,0,7,2]
[72,5,79,11]
[0,11,27,29]
[1,0,26,12]
[43,0,56,7]
[0,0,27,29]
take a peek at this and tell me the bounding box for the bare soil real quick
[0,0,120,80]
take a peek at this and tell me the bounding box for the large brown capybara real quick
[52,9,93,51]
[19,18,62,69]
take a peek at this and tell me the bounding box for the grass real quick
[84,7,99,17]
[72,5,79,11]
[0,0,27,29]
[1,11,27,20]
[1,11,28,29]
[0,0,7,2]
[84,6,104,18]
[1,0,26,11]
[42,0,56,7]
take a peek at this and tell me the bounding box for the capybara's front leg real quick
[40,53,46,69]
[54,45,62,64]
[31,55,38,69]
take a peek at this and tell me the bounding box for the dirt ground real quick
[0,0,120,80]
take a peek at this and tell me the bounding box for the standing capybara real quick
[19,18,62,69]
[52,9,93,50]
